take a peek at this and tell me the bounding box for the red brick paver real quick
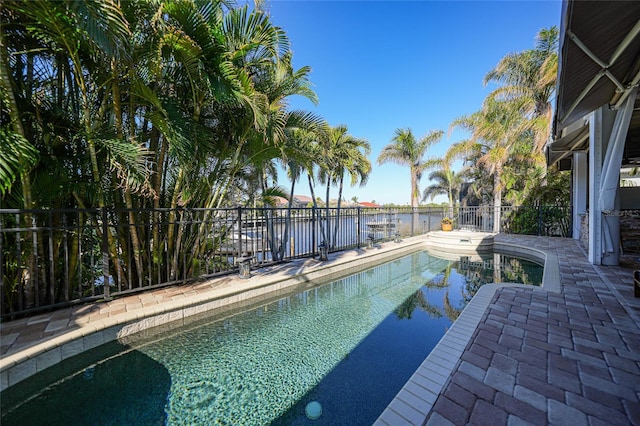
[425,235,640,426]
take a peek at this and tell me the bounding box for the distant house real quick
[269,195,314,208]
[272,196,289,208]
[359,201,380,208]
[293,195,313,207]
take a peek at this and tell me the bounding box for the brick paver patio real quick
[424,235,640,426]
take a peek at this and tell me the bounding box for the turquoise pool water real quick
[1,251,542,425]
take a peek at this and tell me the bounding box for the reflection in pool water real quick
[1,251,542,425]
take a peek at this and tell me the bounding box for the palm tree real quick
[0,27,39,204]
[378,128,443,208]
[271,127,321,260]
[315,124,370,248]
[328,126,371,247]
[3,0,141,296]
[450,97,529,232]
[377,128,443,229]
[483,26,558,154]
[1,0,328,305]
[423,146,465,217]
[422,169,463,211]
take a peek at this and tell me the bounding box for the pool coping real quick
[374,237,560,425]
[1,232,554,400]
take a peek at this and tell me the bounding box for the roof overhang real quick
[546,117,589,165]
[550,1,640,166]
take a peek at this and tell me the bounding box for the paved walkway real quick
[424,235,640,426]
[2,235,639,425]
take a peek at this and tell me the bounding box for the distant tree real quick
[377,128,443,209]
[450,98,529,232]
[422,169,464,214]
[316,124,371,247]
[484,26,559,154]
[378,128,443,232]
[423,147,464,217]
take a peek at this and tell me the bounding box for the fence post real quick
[102,207,110,301]
[237,206,243,258]
[356,207,361,248]
[312,206,317,257]
[538,205,543,236]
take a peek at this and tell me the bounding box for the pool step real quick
[426,230,495,253]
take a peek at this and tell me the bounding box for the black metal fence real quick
[0,205,569,319]
[454,205,571,236]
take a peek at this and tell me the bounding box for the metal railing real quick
[0,205,568,319]
[453,205,571,237]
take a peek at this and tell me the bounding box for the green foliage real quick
[1,0,380,314]
[449,26,560,212]
[0,126,38,196]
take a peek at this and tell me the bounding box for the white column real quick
[589,109,603,264]
[588,106,616,265]
[572,151,588,240]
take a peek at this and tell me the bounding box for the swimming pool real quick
[1,250,542,425]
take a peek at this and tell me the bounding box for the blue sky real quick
[266,0,562,205]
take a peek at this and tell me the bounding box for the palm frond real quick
[72,0,131,59]
[96,137,154,195]
[0,126,39,196]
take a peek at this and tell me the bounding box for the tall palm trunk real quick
[194,142,245,261]
[333,173,344,247]
[69,50,127,292]
[0,31,36,306]
[447,172,454,219]
[307,174,327,246]
[0,38,34,210]
[168,169,185,280]
[280,178,296,261]
[169,100,205,278]
[493,167,502,233]
[113,61,144,288]
[325,178,332,247]
[411,167,419,232]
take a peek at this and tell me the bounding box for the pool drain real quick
[305,401,322,420]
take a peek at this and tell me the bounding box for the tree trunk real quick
[333,174,344,247]
[411,168,419,232]
[124,190,144,287]
[325,178,331,247]
[150,130,164,280]
[168,168,184,240]
[279,177,296,261]
[493,169,502,233]
[112,60,144,288]
[448,172,454,219]
[307,174,327,245]
[0,32,33,210]
[0,31,36,307]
